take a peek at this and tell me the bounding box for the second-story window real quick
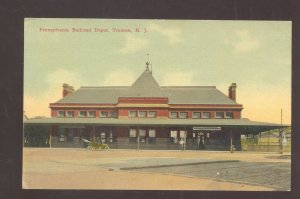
[111,111,117,118]
[148,111,157,118]
[192,112,201,119]
[138,111,147,118]
[225,112,233,119]
[100,111,109,118]
[129,111,137,117]
[170,112,178,119]
[179,112,188,119]
[57,110,65,117]
[78,111,87,117]
[215,112,224,119]
[66,111,74,118]
[87,111,95,118]
[202,112,211,119]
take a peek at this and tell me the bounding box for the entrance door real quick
[197,132,205,150]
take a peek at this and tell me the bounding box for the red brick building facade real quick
[25,63,283,150]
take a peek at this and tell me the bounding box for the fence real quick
[241,137,291,152]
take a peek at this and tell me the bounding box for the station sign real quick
[193,127,222,131]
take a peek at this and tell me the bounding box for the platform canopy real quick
[24,118,288,134]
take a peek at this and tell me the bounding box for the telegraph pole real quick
[279,108,283,154]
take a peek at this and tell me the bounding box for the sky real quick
[24,19,291,124]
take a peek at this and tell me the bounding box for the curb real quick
[120,160,240,170]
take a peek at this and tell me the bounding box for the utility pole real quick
[230,129,233,153]
[137,127,140,150]
[279,108,283,154]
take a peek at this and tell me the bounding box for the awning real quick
[24,117,288,134]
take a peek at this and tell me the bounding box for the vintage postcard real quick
[23,19,291,190]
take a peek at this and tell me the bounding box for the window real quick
[192,112,201,119]
[130,129,137,137]
[225,112,234,119]
[78,111,87,117]
[179,112,188,119]
[129,111,137,117]
[148,111,157,118]
[138,111,147,118]
[129,129,137,143]
[100,132,106,143]
[87,111,95,117]
[215,112,224,119]
[58,128,65,142]
[148,129,156,144]
[66,111,74,118]
[180,130,187,139]
[170,130,178,143]
[100,111,109,118]
[139,129,146,143]
[57,110,65,117]
[111,111,117,118]
[170,112,178,119]
[202,112,211,119]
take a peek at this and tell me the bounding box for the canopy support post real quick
[230,129,233,153]
[137,127,140,150]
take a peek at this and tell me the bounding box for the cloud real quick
[149,23,182,44]
[120,34,149,54]
[100,70,135,86]
[160,71,194,86]
[227,30,259,53]
[24,69,82,118]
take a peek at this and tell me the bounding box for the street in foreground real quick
[23,148,291,190]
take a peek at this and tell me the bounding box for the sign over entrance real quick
[193,127,222,131]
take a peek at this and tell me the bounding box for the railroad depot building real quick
[24,63,284,150]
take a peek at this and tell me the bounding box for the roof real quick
[54,67,239,105]
[24,117,287,134]
[125,69,164,97]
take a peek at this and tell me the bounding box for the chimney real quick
[228,83,237,101]
[62,83,75,97]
